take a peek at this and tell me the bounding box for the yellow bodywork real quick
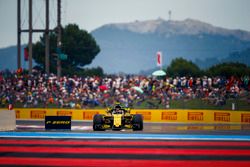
[113,114,123,127]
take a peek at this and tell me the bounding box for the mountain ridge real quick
[1,18,250,73]
[90,18,250,73]
[103,18,250,41]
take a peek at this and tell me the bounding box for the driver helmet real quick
[115,104,121,110]
[114,104,122,113]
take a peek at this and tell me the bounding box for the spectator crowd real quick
[0,69,249,109]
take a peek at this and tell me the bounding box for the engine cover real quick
[113,114,123,127]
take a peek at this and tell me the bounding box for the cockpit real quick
[112,105,124,114]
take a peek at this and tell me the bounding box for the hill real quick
[1,18,250,73]
[90,18,250,73]
[0,45,25,71]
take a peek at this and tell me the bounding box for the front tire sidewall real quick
[93,114,105,131]
[132,114,143,131]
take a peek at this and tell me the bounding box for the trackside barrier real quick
[0,110,16,131]
[13,108,250,124]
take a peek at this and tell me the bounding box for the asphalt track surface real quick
[1,120,250,166]
[15,120,250,135]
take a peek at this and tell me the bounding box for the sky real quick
[0,0,250,48]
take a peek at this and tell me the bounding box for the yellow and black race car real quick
[93,103,143,131]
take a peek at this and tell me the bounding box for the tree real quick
[32,24,100,75]
[76,66,104,77]
[206,62,250,77]
[166,57,201,77]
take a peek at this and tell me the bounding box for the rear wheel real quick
[132,114,143,131]
[93,114,105,131]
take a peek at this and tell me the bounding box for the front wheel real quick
[132,114,143,131]
[93,114,105,131]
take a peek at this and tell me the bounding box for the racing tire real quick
[132,114,143,131]
[93,114,105,131]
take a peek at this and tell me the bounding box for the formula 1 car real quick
[93,103,143,131]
